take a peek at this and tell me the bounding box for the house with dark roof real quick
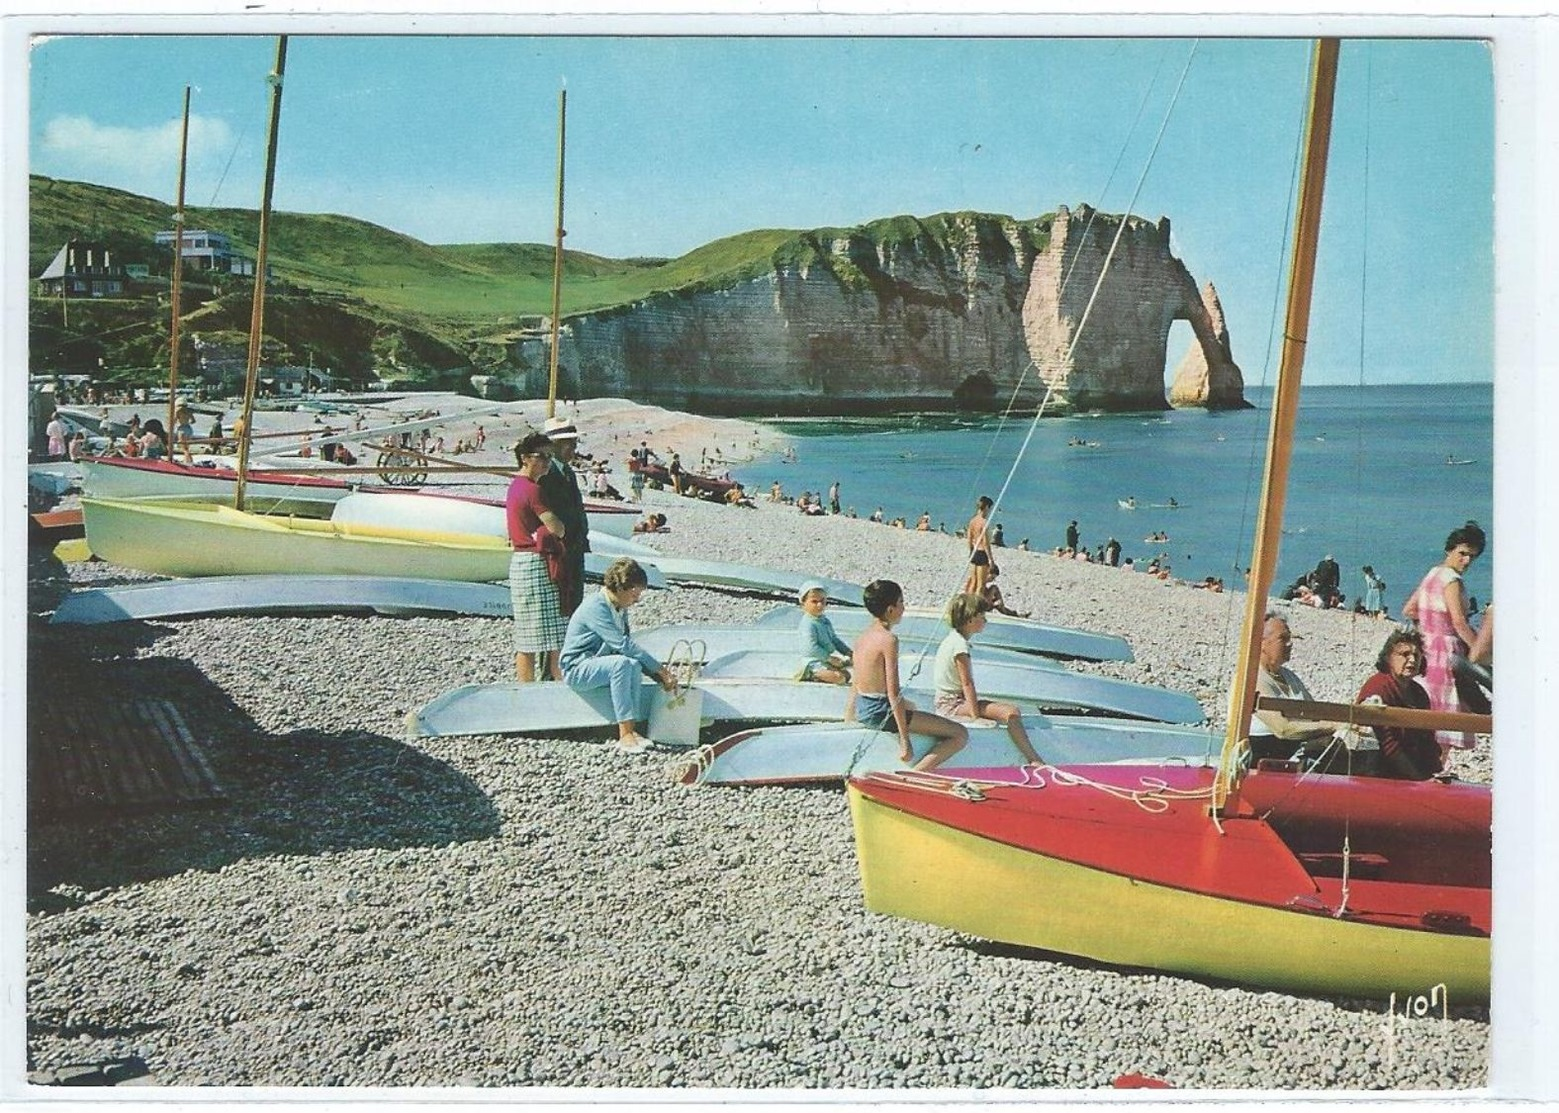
[35,240,125,297]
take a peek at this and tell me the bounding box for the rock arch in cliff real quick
[1021,205,1248,412]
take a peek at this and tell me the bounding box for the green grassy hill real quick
[29,174,1051,386]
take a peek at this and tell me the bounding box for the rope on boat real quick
[665,743,716,787]
[883,764,1214,816]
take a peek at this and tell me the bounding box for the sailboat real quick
[74,59,646,596]
[844,40,1492,1002]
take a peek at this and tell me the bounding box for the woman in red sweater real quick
[1356,630,1441,780]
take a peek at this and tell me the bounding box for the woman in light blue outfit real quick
[560,558,676,753]
[1362,565,1385,616]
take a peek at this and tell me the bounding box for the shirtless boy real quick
[850,579,967,770]
[963,495,995,597]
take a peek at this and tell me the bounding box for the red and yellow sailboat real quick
[845,39,1492,1003]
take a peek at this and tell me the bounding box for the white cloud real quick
[37,113,239,202]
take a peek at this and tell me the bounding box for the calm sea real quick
[733,383,1494,612]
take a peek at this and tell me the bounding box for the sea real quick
[732,383,1494,613]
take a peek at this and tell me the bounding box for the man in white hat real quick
[539,416,590,616]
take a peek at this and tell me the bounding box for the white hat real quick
[543,417,579,440]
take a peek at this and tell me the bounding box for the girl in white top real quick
[933,593,1040,765]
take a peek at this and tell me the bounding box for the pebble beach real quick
[24,395,1492,1092]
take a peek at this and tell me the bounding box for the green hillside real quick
[28,174,1051,386]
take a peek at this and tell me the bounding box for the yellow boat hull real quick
[847,784,1489,1002]
[81,496,512,583]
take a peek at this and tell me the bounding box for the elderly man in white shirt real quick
[1245,613,1346,766]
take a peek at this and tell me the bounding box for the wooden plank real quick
[1256,696,1492,735]
[30,692,225,815]
[143,701,225,803]
[125,701,177,804]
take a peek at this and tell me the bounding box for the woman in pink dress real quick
[1402,520,1486,757]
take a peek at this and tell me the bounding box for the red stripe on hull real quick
[850,764,1489,936]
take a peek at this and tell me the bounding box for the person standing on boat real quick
[507,432,568,683]
[848,579,967,771]
[1356,630,1441,780]
[963,496,995,598]
[1246,614,1345,767]
[1402,520,1487,756]
[561,558,676,754]
[540,417,590,617]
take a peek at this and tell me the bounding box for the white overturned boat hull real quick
[632,626,1057,673]
[346,488,641,540]
[756,604,1132,663]
[590,533,662,559]
[648,559,863,604]
[51,575,515,624]
[336,491,647,557]
[409,677,854,740]
[410,647,1212,741]
[679,648,1203,724]
[678,718,1218,786]
[333,493,854,600]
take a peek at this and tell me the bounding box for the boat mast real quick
[1216,38,1340,804]
[234,36,288,511]
[166,85,192,442]
[546,85,567,420]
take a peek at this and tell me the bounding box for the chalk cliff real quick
[509,208,1244,415]
[1022,205,1247,413]
[1168,281,1249,409]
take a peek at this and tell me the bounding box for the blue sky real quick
[27,33,1494,385]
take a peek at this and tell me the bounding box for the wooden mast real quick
[166,85,192,443]
[546,86,567,420]
[233,36,288,511]
[1216,38,1341,804]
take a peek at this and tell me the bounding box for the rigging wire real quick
[208,121,249,209]
[964,41,1181,501]
[1212,50,1311,744]
[1348,45,1377,660]
[981,42,1200,551]
[900,41,1200,680]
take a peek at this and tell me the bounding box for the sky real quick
[23,30,1496,385]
